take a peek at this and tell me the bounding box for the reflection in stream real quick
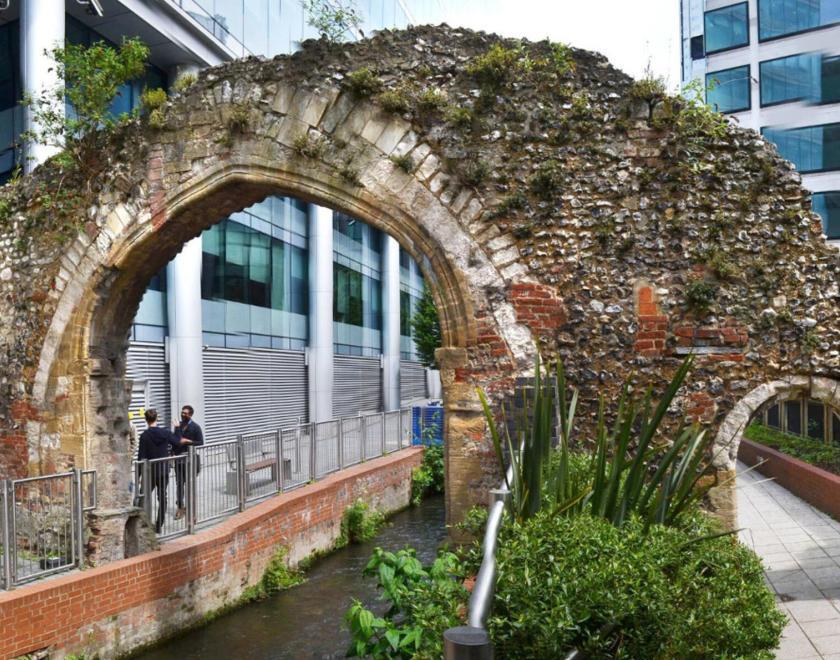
[138,496,447,659]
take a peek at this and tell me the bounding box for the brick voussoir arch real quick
[28,86,537,557]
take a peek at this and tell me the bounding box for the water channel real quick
[138,496,447,659]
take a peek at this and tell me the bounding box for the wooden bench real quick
[224,452,292,495]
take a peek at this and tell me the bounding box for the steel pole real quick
[236,436,246,512]
[72,468,85,569]
[2,480,12,589]
[186,448,196,534]
[275,430,283,492]
[338,418,345,470]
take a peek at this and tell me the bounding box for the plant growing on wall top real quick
[303,0,363,43]
[22,38,149,170]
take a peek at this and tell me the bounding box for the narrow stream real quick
[138,496,447,659]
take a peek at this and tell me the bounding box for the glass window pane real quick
[762,123,840,173]
[767,403,781,428]
[813,191,840,239]
[760,54,820,105]
[807,401,825,440]
[786,400,802,435]
[706,65,751,112]
[822,56,840,104]
[759,0,840,40]
[705,3,749,53]
[248,231,270,307]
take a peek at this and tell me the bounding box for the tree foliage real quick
[302,0,363,43]
[22,37,149,169]
[410,286,442,369]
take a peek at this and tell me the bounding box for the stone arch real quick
[26,83,537,547]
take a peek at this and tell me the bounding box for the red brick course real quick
[0,448,423,659]
[510,282,566,332]
[738,439,840,521]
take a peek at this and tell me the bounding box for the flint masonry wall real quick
[1,25,840,540]
[0,448,423,660]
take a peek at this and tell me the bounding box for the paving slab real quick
[738,462,840,659]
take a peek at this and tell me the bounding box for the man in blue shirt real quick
[173,404,204,520]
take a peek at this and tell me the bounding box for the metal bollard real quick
[443,626,493,660]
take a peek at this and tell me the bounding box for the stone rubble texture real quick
[0,25,839,543]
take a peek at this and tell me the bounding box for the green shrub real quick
[685,279,718,314]
[172,72,197,93]
[226,102,251,133]
[415,87,447,119]
[446,105,474,130]
[346,67,383,98]
[529,160,560,199]
[390,153,415,174]
[411,443,444,506]
[293,131,327,159]
[467,43,522,92]
[462,159,490,187]
[303,0,362,43]
[340,499,385,545]
[489,511,785,658]
[745,422,840,474]
[345,548,467,658]
[148,108,166,130]
[140,87,167,111]
[378,86,412,114]
[241,546,304,601]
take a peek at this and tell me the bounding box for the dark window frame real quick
[759,52,814,107]
[757,0,840,42]
[704,2,750,55]
[706,64,752,113]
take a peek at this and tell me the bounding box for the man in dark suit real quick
[137,409,192,533]
[173,404,204,520]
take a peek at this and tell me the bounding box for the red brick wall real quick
[0,448,424,659]
[739,439,840,521]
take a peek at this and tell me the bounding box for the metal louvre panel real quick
[400,360,427,404]
[126,342,170,433]
[203,347,307,444]
[333,355,382,418]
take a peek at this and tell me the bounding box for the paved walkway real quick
[738,462,840,659]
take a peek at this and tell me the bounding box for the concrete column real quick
[21,1,65,172]
[167,237,205,427]
[382,237,401,411]
[308,204,334,423]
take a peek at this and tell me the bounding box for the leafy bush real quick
[172,72,197,93]
[241,546,304,601]
[378,87,412,114]
[685,279,718,314]
[302,0,362,43]
[529,160,560,199]
[489,511,785,658]
[345,67,383,98]
[409,286,442,368]
[292,131,327,159]
[411,443,444,506]
[345,548,467,658]
[340,499,385,545]
[480,355,721,531]
[467,44,523,92]
[140,87,167,111]
[390,153,415,174]
[745,422,840,474]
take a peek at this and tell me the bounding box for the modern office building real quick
[0,0,447,440]
[680,0,840,243]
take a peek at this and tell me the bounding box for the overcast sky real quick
[440,0,681,89]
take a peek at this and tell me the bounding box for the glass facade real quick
[173,0,446,58]
[704,3,749,54]
[759,0,840,40]
[760,53,840,105]
[399,248,424,360]
[706,65,751,112]
[813,191,840,238]
[333,213,383,356]
[763,123,840,172]
[199,197,309,349]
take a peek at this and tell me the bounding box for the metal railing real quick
[443,461,513,659]
[1,468,97,590]
[133,408,413,541]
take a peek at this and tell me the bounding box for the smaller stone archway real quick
[711,375,840,526]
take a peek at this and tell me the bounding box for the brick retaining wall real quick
[0,447,424,659]
[738,438,840,521]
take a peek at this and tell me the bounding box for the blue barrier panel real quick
[412,406,444,445]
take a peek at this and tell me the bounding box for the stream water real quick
[138,496,447,659]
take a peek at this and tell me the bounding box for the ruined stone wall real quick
[0,25,838,529]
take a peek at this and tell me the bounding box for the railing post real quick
[338,418,345,470]
[380,411,386,457]
[360,414,367,462]
[2,479,12,589]
[275,430,283,492]
[309,423,317,481]
[72,468,85,569]
[236,435,246,512]
[295,416,302,468]
[186,447,196,535]
[141,459,152,524]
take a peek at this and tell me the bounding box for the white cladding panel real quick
[126,342,171,435]
[203,347,308,442]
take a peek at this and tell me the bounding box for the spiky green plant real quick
[479,355,726,532]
